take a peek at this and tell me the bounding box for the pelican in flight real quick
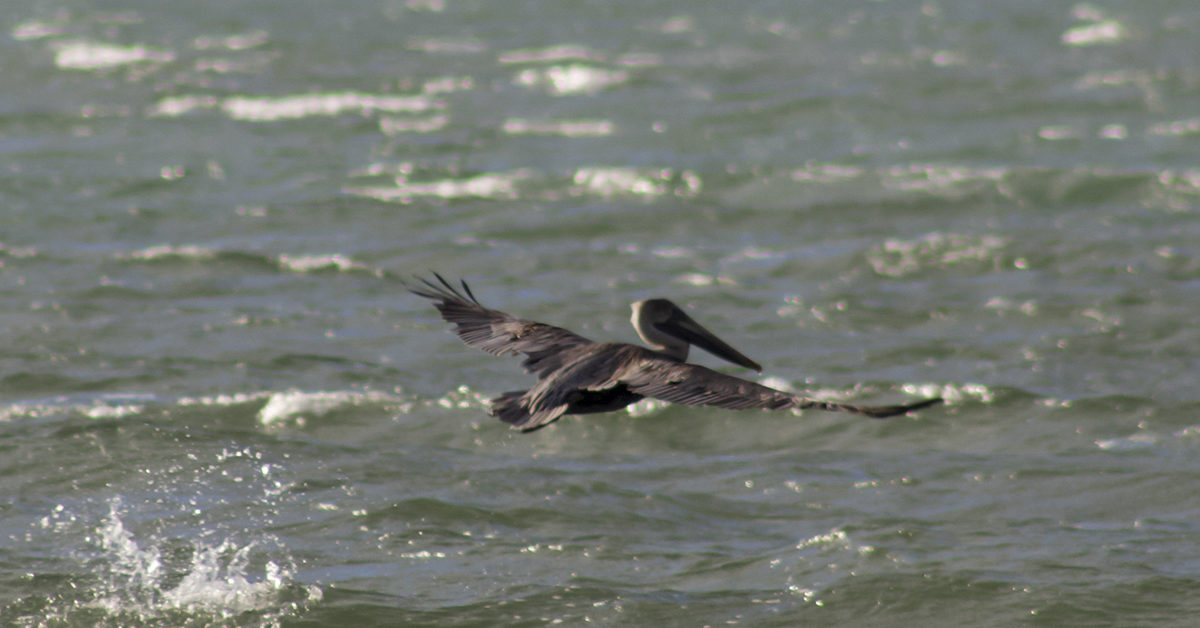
[408,274,942,432]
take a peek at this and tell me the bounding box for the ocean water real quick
[3,0,1200,626]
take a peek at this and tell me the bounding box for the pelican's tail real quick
[488,390,567,433]
[489,391,528,424]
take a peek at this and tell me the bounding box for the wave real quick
[115,244,379,276]
[344,165,702,204]
[52,40,175,71]
[148,88,449,121]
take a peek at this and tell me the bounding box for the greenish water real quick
[4,1,1200,626]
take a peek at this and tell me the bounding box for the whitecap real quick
[346,169,533,202]
[220,92,436,122]
[502,118,614,137]
[790,163,865,183]
[146,94,220,118]
[499,44,605,64]
[880,164,1006,193]
[0,395,152,422]
[11,20,65,41]
[54,40,174,70]
[379,113,450,134]
[513,64,629,95]
[422,76,474,94]
[120,243,218,261]
[191,30,268,51]
[1062,20,1128,46]
[1149,119,1200,137]
[276,253,368,273]
[795,528,848,550]
[572,167,666,198]
[176,391,273,408]
[1095,433,1158,451]
[257,389,402,426]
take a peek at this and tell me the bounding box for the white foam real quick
[1095,433,1158,451]
[502,118,614,137]
[790,163,865,183]
[191,30,268,51]
[0,396,151,422]
[880,164,1006,193]
[83,403,144,419]
[121,243,218,261]
[257,389,403,426]
[54,40,175,70]
[499,44,606,64]
[348,169,533,202]
[1062,20,1128,46]
[176,391,273,407]
[11,20,64,40]
[1149,120,1200,137]
[276,253,367,273]
[380,113,450,134]
[147,95,220,118]
[221,92,437,121]
[795,528,848,550]
[514,64,629,95]
[572,167,665,198]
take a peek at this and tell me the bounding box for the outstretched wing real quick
[406,273,593,377]
[615,355,942,418]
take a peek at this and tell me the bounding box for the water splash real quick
[79,497,321,622]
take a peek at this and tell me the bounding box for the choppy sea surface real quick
[4,1,1200,625]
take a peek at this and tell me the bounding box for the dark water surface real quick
[4,1,1200,625]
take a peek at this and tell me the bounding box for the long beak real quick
[657,308,763,372]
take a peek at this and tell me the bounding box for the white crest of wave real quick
[499,44,605,65]
[347,169,533,202]
[11,19,65,41]
[573,167,681,199]
[502,118,614,138]
[514,64,629,95]
[54,40,175,70]
[379,113,451,134]
[221,92,437,121]
[1061,19,1128,47]
[276,253,367,273]
[121,243,218,261]
[0,394,151,422]
[147,94,220,117]
[257,389,402,426]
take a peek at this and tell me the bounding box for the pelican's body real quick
[408,274,942,432]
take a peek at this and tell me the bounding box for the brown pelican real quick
[407,274,942,432]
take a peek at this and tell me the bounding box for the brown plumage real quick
[407,274,942,432]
